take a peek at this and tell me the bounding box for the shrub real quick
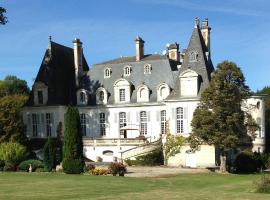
[35,168,45,172]
[3,163,14,171]
[233,151,261,173]
[43,137,55,172]
[261,153,270,169]
[84,163,95,172]
[0,142,27,170]
[255,175,270,193]
[109,162,127,176]
[90,168,109,176]
[19,159,44,172]
[62,159,84,174]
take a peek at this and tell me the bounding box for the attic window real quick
[124,66,131,77]
[38,91,43,104]
[189,51,198,62]
[104,68,111,78]
[144,64,152,74]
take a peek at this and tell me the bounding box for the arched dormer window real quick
[137,84,150,102]
[144,64,152,74]
[33,81,48,105]
[179,69,199,97]
[113,79,131,103]
[96,87,108,105]
[157,83,170,101]
[124,66,131,77]
[77,89,89,105]
[104,67,111,78]
[189,51,198,62]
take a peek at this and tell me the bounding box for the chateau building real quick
[22,18,265,167]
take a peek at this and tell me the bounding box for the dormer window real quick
[80,92,86,103]
[137,84,150,102]
[33,82,48,105]
[179,69,199,97]
[38,91,43,104]
[77,89,88,105]
[114,79,131,103]
[119,89,126,102]
[124,66,131,77]
[157,83,170,101]
[104,68,111,78]
[144,64,152,74]
[189,51,198,62]
[96,87,108,105]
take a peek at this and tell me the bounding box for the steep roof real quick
[27,41,89,106]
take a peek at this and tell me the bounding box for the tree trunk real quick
[220,153,227,173]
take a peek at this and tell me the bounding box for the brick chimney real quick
[135,36,144,61]
[167,43,180,62]
[201,18,211,55]
[73,38,83,87]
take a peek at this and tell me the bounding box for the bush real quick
[62,159,84,174]
[3,163,14,171]
[90,168,110,176]
[255,175,270,193]
[35,168,45,172]
[108,162,127,176]
[0,142,27,170]
[261,153,270,169]
[19,159,44,172]
[84,163,95,172]
[43,137,55,172]
[233,151,262,173]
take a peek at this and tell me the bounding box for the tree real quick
[55,122,63,165]
[62,107,84,174]
[0,6,7,25]
[43,137,55,172]
[0,94,28,144]
[163,121,185,165]
[0,75,30,97]
[189,61,257,172]
[256,86,270,152]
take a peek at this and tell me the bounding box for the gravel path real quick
[125,166,209,177]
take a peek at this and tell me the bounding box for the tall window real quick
[119,89,126,102]
[161,110,166,134]
[80,92,86,103]
[140,111,147,135]
[124,66,131,76]
[38,91,43,104]
[144,64,151,74]
[119,112,127,138]
[99,91,104,102]
[80,113,86,137]
[99,113,106,136]
[256,117,262,138]
[176,107,184,134]
[46,113,52,137]
[104,68,111,78]
[32,113,38,136]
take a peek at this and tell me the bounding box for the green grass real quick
[0,172,269,200]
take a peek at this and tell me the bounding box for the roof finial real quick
[194,17,199,28]
[49,35,52,42]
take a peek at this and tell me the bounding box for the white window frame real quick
[157,83,170,101]
[46,113,52,137]
[99,113,106,136]
[113,79,131,103]
[161,110,166,135]
[137,84,150,102]
[176,107,184,134]
[119,88,126,102]
[80,113,87,137]
[144,64,152,74]
[123,66,131,77]
[140,111,148,135]
[119,112,127,137]
[76,89,89,105]
[104,68,111,78]
[96,87,108,105]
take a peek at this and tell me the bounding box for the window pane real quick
[99,113,106,136]
[119,89,125,102]
[176,107,184,133]
[140,111,148,135]
[161,110,166,134]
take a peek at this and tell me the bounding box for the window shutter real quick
[127,112,130,123]
[136,111,140,122]
[184,107,188,134]
[27,113,32,136]
[156,111,160,121]
[171,108,175,120]
[184,107,188,119]
[147,111,151,122]
[114,112,118,123]
[41,113,45,137]
[51,113,55,137]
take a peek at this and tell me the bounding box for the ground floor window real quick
[161,110,166,134]
[100,113,106,136]
[119,112,127,138]
[32,113,38,136]
[80,113,86,137]
[46,113,52,137]
[140,111,147,135]
[176,107,184,134]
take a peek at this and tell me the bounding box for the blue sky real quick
[1,0,269,91]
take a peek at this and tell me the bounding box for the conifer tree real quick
[43,137,55,172]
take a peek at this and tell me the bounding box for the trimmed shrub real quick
[233,151,260,173]
[0,142,27,170]
[19,159,44,172]
[108,162,127,176]
[91,168,110,176]
[43,137,55,172]
[62,107,84,174]
[35,168,45,172]
[62,159,84,174]
[255,175,270,193]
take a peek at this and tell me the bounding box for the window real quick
[38,91,43,104]
[99,91,104,102]
[179,70,199,97]
[80,114,86,137]
[104,68,111,78]
[176,107,184,134]
[99,113,106,136]
[140,111,148,135]
[137,85,150,102]
[119,112,127,138]
[124,66,131,76]
[144,64,151,74]
[189,51,198,62]
[157,83,170,101]
[257,101,261,109]
[119,89,125,102]
[80,92,86,103]
[256,117,262,138]
[161,110,166,135]
[46,113,52,137]
[96,87,107,105]
[32,114,38,137]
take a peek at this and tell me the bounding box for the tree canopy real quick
[0,76,30,97]
[0,6,7,25]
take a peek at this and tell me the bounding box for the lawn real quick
[0,172,269,200]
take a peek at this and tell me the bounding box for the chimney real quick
[201,18,211,55]
[194,17,200,28]
[135,36,144,61]
[73,38,83,87]
[167,43,180,62]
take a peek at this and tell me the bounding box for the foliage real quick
[19,159,44,172]
[35,167,45,172]
[261,153,270,169]
[43,137,55,172]
[254,175,270,193]
[0,76,29,97]
[233,151,263,173]
[62,107,84,174]
[90,168,110,176]
[163,121,185,165]
[55,122,63,165]
[84,163,95,172]
[0,94,28,144]
[62,159,84,174]
[0,6,7,25]
[108,162,127,175]
[125,147,164,166]
[0,142,27,170]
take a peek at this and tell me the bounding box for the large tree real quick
[0,94,28,144]
[0,6,7,25]
[189,61,257,172]
[62,107,84,174]
[0,76,30,97]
